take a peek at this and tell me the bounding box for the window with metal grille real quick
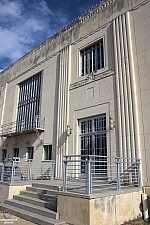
[79,116,107,174]
[16,73,42,131]
[80,39,104,76]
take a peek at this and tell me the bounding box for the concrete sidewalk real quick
[0,212,36,225]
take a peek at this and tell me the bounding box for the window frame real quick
[43,145,52,161]
[26,147,34,160]
[80,38,104,77]
[13,148,19,158]
[2,149,7,161]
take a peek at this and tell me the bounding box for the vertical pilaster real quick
[55,45,71,178]
[113,12,140,161]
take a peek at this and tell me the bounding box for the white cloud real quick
[0,0,22,18]
[34,0,54,16]
[0,0,69,71]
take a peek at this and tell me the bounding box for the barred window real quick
[16,73,42,131]
[80,116,107,174]
[80,39,104,76]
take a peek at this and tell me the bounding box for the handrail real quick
[62,155,141,195]
[0,158,55,183]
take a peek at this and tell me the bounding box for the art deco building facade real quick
[0,0,150,185]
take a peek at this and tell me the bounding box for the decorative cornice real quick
[7,22,110,84]
[69,68,115,90]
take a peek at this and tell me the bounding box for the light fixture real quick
[67,125,72,136]
[110,116,115,130]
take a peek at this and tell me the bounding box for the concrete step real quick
[4,199,59,219]
[26,186,58,195]
[13,195,57,211]
[20,190,57,202]
[14,195,57,212]
[0,203,67,225]
[32,182,59,190]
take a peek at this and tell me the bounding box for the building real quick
[0,0,150,187]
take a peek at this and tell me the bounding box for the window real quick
[80,39,104,76]
[43,145,52,160]
[13,148,19,158]
[26,147,34,160]
[79,116,107,173]
[16,72,42,131]
[2,149,7,161]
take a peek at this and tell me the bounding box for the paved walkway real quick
[0,212,36,225]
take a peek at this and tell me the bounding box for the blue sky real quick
[0,0,102,72]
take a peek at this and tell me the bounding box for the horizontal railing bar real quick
[63,154,140,161]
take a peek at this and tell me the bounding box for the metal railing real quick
[62,155,141,195]
[0,115,45,136]
[0,157,55,183]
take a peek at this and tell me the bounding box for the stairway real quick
[0,182,67,225]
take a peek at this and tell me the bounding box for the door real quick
[80,116,107,175]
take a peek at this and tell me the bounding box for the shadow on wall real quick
[58,130,67,149]
[52,54,60,159]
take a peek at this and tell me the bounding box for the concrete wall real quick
[58,190,142,225]
[0,183,32,203]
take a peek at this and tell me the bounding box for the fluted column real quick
[113,12,141,160]
[55,45,71,178]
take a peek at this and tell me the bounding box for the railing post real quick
[1,161,4,182]
[86,158,92,195]
[10,160,15,183]
[28,160,32,180]
[116,158,121,191]
[35,116,37,129]
[137,159,142,188]
[51,161,55,180]
[0,126,2,135]
[63,158,67,192]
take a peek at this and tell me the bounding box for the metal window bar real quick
[62,155,141,195]
[16,73,42,132]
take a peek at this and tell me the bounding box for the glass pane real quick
[27,147,33,159]
[80,40,104,76]
[44,145,52,160]
[13,148,19,157]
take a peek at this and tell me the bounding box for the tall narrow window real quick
[26,147,34,160]
[2,149,7,161]
[13,148,19,158]
[16,73,42,131]
[43,145,52,160]
[80,39,104,76]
